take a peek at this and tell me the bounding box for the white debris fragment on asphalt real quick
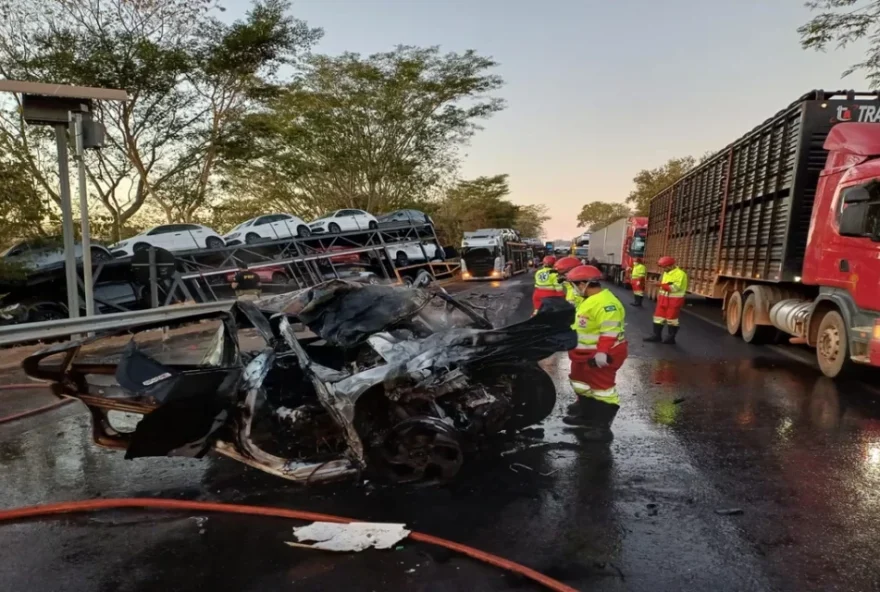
[287,521,411,552]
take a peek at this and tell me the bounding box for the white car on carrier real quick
[223,213,311,245]
[111,224,225,257]
[308,209,378,234]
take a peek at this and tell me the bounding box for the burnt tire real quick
[132,242,151,253]
[395,252,409,267]
[206,237,224,249]
[368,220,378,230]
[271,272,288,284]
[816,310,853,379]
[297,226,311,238]
[479,362,556,432]
[374,417,464,484]
[741,292,773,344]
[328,223,341,234]
[245,233,261,245]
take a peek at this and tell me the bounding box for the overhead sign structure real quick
[0,80,129,321]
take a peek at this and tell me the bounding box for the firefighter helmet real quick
[542,255,557,267]
[553,256,580,274]
[658,256,676,267]
[566,265,603,283]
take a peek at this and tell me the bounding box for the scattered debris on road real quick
[287,521,410,552]
[714,508,744,516]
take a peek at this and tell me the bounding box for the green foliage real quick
[0,0,320,240]
[513,204,550,239]
[576,201,631,230]
[0,157,53,244]
[429,174,546,244]
[625,156,696,215]
[221,45,505,218]
[799,0,880,86]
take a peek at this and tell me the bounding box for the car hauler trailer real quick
[461,229,529,280]
[644,90,880,378]
[589,216,648,286]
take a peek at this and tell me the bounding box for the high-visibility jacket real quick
[631,263,646,281]
[564,282,583,307]
[659,267,688,299]
[573,288,626,353]
[534,266,560,290]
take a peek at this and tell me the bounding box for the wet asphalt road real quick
[3,276,880,591]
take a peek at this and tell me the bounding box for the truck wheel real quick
[741,292,772,344]
[726,291,743,336]
[816,311,853,378]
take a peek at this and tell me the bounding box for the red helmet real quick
[542,255,557,267]
[566,265,603,283]
[658,256,676,267]
[553,256,580,274]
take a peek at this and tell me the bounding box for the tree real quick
[576,201,631,230]
[221,45,505,218]
[513,204,550,239]
[0,156,54,245]
[0,0,321,240]
[625,156,696,215]
[799,0,880,86]
[431,174,522,244]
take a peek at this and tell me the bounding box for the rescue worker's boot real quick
[662,325,678,345]
[563,397,619,442]
[566,398,582,415]
[643,323,663,343]
[631,295,643,307]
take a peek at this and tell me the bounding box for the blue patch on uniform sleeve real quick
[604,305,617,312]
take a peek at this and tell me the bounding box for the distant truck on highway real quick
[460,229,529,280]
[589,217,648,286]
[643,89,880,378]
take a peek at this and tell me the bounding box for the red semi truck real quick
[589,216,648,286]
[644,90,880,378]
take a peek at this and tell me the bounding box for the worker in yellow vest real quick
[563,264,628,440]
[532,255,563,314]
[553,256,583,307]
[644,256,688,344]
[630,257,646,307]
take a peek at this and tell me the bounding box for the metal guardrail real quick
[0,300,236,347]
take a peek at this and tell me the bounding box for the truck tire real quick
[726,291,743,336]
[816,310,853,378]
[741,292,773,344]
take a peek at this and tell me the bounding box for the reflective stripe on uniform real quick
[667,318,680,326]
[576,343,598,350]
[569,380,592,395]
[653,316,665,324]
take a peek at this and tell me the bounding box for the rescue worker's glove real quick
[661,283,672,292]
[591,352,610,368]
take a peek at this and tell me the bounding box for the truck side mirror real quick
[839,203,869,236]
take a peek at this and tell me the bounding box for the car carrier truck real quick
[460,229,529,280]
[643,90,880,378]
[589,216,648,286]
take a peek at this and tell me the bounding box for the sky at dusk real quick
[227,0,870,239]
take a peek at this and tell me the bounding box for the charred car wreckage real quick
[23,281,576,484]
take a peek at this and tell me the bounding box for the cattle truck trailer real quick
[644,90,880,378]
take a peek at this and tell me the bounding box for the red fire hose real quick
[0,498,577,592]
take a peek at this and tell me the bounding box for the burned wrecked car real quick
[23,281,575,484]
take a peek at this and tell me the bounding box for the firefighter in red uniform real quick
[532,255,563,314]
[563,264,628,440]
[644,256,688,344]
